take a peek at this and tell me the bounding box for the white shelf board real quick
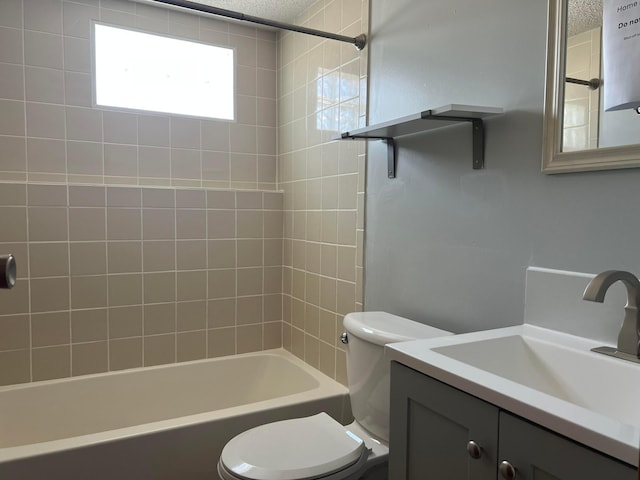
[336,104,503,140]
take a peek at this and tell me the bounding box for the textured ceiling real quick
[568,0,603,36]
[168,1,602,37]
[184,0,318,24]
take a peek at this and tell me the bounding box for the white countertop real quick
[386,324,640,466]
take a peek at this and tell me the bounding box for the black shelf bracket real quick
[339,135,397,178]
[420,112,486,170]
[335,105,502,179]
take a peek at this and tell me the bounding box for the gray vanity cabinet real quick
[389,362,637,480]
[498,412,636,480]
[389,361,499,479]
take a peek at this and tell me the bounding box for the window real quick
[93,23,234,120]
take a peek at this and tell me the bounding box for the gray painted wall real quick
[365,0,640,334]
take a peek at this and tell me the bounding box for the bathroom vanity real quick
[386,324,640,479]
[389,361,636,479]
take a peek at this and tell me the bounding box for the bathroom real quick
[1,0,640,478]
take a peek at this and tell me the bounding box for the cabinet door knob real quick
[466,440,482,459]
[499,460,517,480]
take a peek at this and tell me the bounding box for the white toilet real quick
[217,311,452,480]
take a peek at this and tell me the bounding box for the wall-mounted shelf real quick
[335,104,503,178]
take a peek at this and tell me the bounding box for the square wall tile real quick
[63,2,99,39]
[0,279,29,315]
[72,341,108,376]
[109,305,143,339]
[27,138,66,174]
[104,111,138,144]
[0,63,24,100]
[0,101,25,137]
[108,274,142,307]
[31,277,70,313]
[143,241,176,272]
[144,272,176,304]
[0,314,29,351]
[107,241,142,274]
[0,136,27,172]
[107,209,141,240]
[208,327,235,358]
[176,240,206,270]
[67,107,102,142]
[110,337,143,371]
[24,31,63,69]
[71,275,108,309]
[207,298,235,328]
[0,207,27,242]
[26,103,65,139]
[177,300,206,331]
[70,208,106,241]
[25,66,64,103]
[237,295,262,325]
[32,345,70,381]
[0,349,30,386]
[29,243,69,277]
[139,115,170,147]
[143,209,175,240]
[0,0,23,29]
[177,330,206,361]
[144,303,176,335]
[177,270,206,302]
[237,324,262,354]
[71,308,108,343]
[144,334,175,366]
[24,0,62,34]
[63,36,90,72]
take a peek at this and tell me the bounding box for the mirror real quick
[543,0,640,172]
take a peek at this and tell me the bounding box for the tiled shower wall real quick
[0,184,283,385]
[278,0,368,383]
[0,0,278,188]
[0,0,282,386]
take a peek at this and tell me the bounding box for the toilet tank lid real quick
[344,312,452,346]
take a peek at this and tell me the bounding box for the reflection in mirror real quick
[563,0,602,151]
[565,0,640,152]
[543,0,640,172]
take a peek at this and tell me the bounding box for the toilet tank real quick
[343,312,452,443]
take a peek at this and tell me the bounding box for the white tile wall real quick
[279,0,368,384]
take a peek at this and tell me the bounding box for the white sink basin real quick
[386,324,640,466]
[433,334,640,427]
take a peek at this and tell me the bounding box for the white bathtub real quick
[0,349,351,480]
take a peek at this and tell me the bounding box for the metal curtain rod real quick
[149,0,367,50]
[566,77,601,90]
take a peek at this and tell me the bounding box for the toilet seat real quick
[218,413,369,480]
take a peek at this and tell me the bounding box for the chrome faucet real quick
[583,270,640,361]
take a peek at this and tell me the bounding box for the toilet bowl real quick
[217,312,452,480]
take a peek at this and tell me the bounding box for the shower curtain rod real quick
[148,0,367,50]
[566,77,601,90]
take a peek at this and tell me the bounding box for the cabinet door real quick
[389,362,499,480]
[498,412,637,480]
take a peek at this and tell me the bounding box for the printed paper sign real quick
[602,0,640,111]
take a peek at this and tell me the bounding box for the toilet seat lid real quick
[220,412,366,480]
